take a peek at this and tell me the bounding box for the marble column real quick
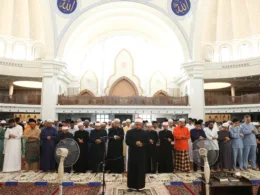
[9,82,14,99]
[183,62,205,120]
[41,61,64,120]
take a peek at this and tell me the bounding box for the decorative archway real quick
[104,49,143,95]
[79,89,95,97]
[80,70,98,96]
[149,71,167,96]
[153,90,168,97]
[109,77,138,97]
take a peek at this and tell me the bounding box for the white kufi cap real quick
[62,126,69,130]
[162,122,168,126]
[126,119,131,123]
[46,119,54,123]
[114,118,121,123]
[222,122,229,127]
[146,123,152,127]
[0,120,6,124]
[179,118,185,122]
[135,118,143,123]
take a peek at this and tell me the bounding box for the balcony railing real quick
[58,95,189,106]
[0,94,41,105]
[205,93,260,106]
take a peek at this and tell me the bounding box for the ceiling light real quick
[204,82,231,90]
[13,81,42,88]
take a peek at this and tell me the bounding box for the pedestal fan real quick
[192,139,219,195]
[55,138,80,195]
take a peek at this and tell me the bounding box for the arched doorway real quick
[79,89,95,97]
[109,77,138,97]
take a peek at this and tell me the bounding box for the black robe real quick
[74,130,89,173]
[107,127,124,173]
[126,128,149,190]
[158,130,174,173]
[89,129,107,172]
[146,130,158,173]
[218,131,232,169]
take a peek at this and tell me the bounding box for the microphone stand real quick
[99,136,114,195]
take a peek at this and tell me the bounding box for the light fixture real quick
[13,81,42,88]
[204,82,231,90]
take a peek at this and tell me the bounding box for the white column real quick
[231,86,235,96]
[41,62,60,120]
[184,63,205,120]
[9,82,14,99]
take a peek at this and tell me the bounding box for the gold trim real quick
[80,70,99,94]
[108,76,139,96]
[104,49,143,95]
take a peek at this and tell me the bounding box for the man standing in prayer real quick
[57,124,63,136]
[24,119,40,171]
[107,118,124,173]
[174,118,191,172]
[40,119,57,172]
[190,121,207,172]
[152,121,161,135]
[186,118,195,130]
[84,120,93,135]
[122,121,127,128]
[126,118,149,191]
[230,118,244,171]
[146,123,158,173]
[168,119,175,130]
[3,119,23,172]
[204,120,219,169]
[0,120,6,170]
[158,122,174,173]
[218,122,233,170]
[186,118,195,165]
[241,115,258,170]
[89,122,107,172]
[74,123,89,173]
[57,126,73,142]
[68,120,78,136]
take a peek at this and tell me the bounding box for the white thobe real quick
[3,125,23,172]
[69,126,78,136]
[186,123,195,161]
[203,127,219,150]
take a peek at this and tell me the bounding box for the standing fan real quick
[192,139,219,195]
[55,138,80,195]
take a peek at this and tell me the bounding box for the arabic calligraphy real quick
[57,0,77,14]
[171,0,191,16]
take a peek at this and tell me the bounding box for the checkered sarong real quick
[175,150,190,172]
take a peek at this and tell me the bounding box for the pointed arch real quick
[79,89,95,97]
[80,70,98,96]
[109,76,139,97]
[153,90,168,97]
[149,71,167,96]
[104,49,143,95]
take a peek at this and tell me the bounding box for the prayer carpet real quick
[61,184,100,195]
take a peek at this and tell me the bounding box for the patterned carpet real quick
[0,183,59,195]
[113,187,158,195]
[62,185,100,195]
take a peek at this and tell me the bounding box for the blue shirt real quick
[190,128,207,143]
[240,123,257,146]
[229,126,244,148]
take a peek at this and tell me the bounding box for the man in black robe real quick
[158,122,174,173]
[74,123,89,173]
[89,122,107,172]
[126,118,149,191]
[146,123,158,173]
[107,119,124,173]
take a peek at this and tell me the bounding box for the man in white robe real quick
[186,118,195,161]
[3,119,23,172]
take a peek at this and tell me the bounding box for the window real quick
[13,43,26,60]
[138,114,151,122]
[96,114,109,122]
[240,43,250,59]
[202,46,214,62]
[221,47,230,62]
[34,47,42,60]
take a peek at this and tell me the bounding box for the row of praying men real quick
[0,115,259,175]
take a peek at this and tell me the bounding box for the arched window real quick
[0,39,5,57]
[202,45,214,62]
[34,47,42,60]
[220,46,231,62]
[239,43,251,59]
[13,43,26,60]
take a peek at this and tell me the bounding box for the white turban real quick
[222,122,229,127]
[0,120,6,124]
[162,122,168,126]
[114,118,121,123]
[62,126,69,130]
[146,123,152,127]
[135,118,143,123]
